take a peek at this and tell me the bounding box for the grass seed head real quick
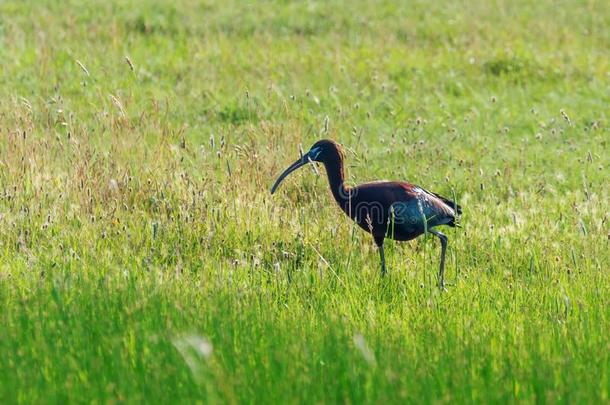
[76,60,89,76]
[125,56,135,72]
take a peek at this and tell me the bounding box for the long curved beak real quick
[270,154,309,194]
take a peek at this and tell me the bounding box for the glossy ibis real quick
[270,139,462,288]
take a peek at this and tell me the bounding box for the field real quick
[1,0,609,403]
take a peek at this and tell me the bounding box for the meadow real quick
[0,0,608,403]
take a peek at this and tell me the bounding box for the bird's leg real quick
[430,229,447,290]
[375,237,386,277]
[379,244,386,277]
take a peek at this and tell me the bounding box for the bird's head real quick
[270,139,343,194]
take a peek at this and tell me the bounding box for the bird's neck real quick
[322,157,350,205]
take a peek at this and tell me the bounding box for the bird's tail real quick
[437,195,462,227]
[433,193,462,216]
[447,217,462,228]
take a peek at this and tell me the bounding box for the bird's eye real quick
[309,147,322,159]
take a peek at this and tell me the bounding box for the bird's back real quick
[340,181,460,241]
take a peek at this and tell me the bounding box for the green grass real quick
[0,0,609,403]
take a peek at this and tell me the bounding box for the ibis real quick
[271,139,462,289]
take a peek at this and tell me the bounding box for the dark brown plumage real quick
[271,139,462,288]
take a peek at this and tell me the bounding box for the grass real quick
[0,0,608,403]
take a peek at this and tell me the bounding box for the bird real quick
[270,139,462,289]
